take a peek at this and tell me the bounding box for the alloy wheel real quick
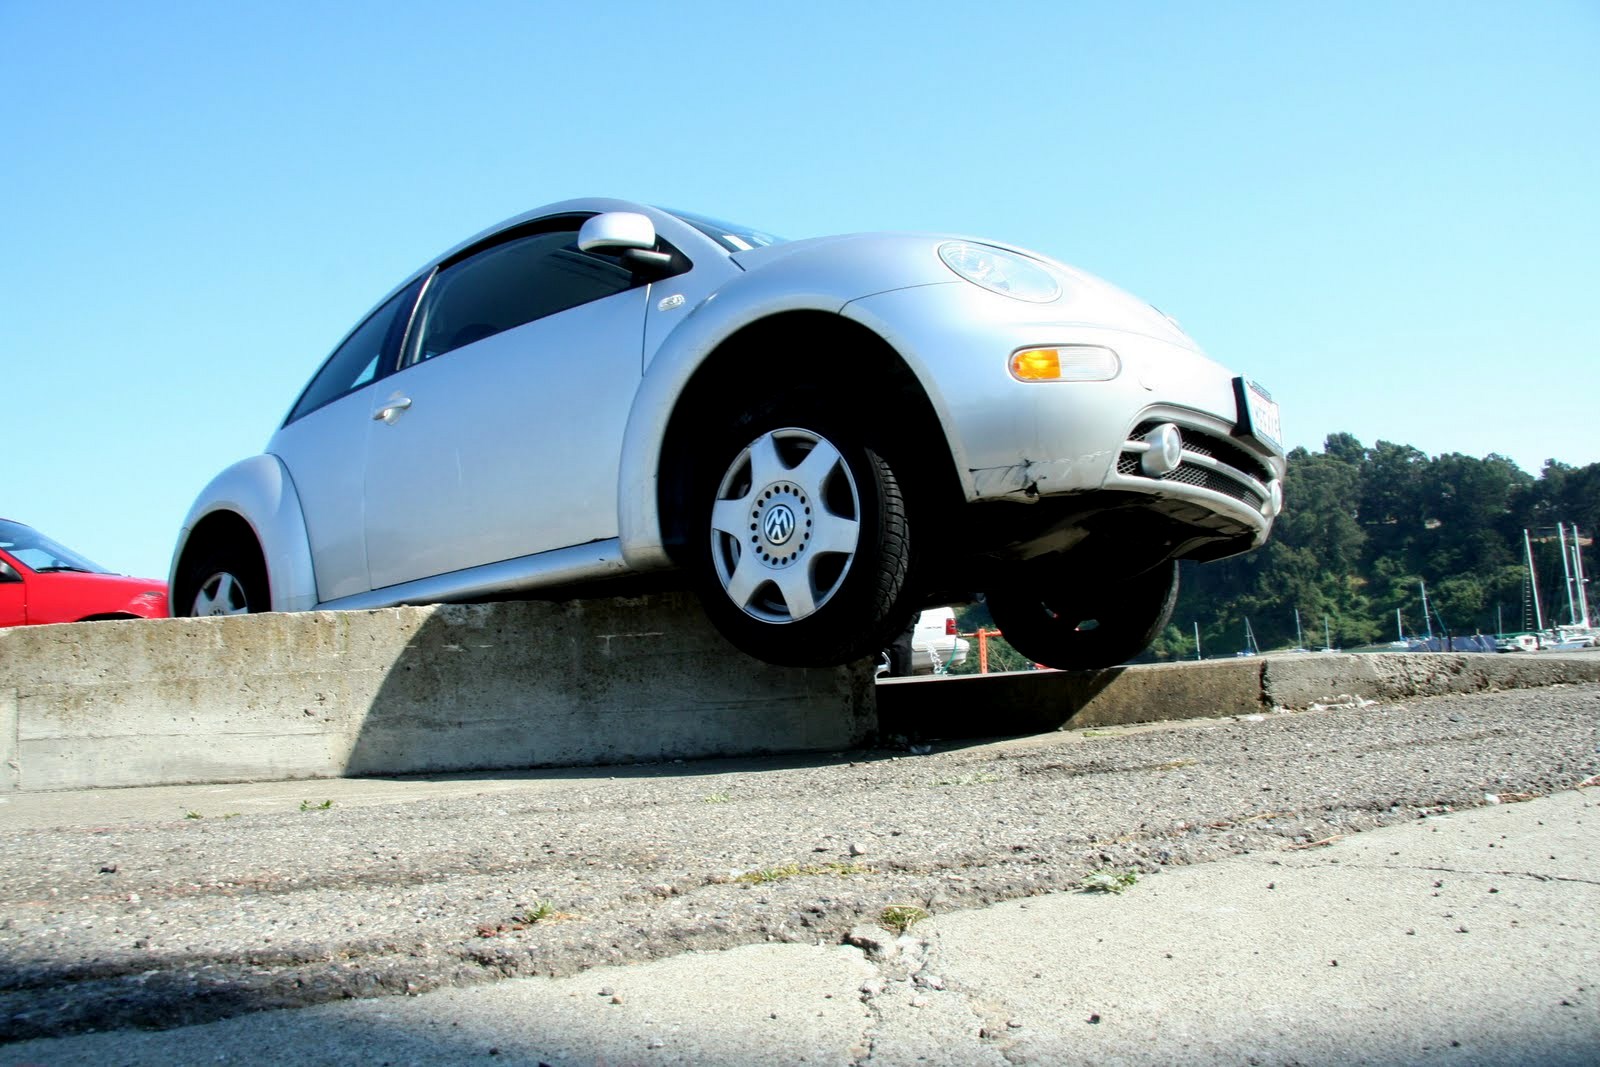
[192,571,251,616]
[708,427,861,623]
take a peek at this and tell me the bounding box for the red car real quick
[0,518,168,627]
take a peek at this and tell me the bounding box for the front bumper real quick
[843,281,1286,552]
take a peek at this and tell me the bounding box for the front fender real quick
[614,232,1045,568]
[169,455,318,613]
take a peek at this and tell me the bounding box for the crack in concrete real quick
[1333,863,1600,887]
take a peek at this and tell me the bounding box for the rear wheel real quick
[985,560,1178,670]
[179,544,268,617]
[695,411,911,667]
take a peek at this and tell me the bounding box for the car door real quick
[361,217,649,591]
[267,277,425,603]
[0,553,26,626]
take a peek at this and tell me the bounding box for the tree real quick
[1174,435,1596,652]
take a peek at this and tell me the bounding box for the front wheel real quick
[985,560,1178,670]
[695,415,911,667]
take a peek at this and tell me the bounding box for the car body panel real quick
[171,455,319,612]
[841,282,1284,544]
[267,383,375,602]
[171,196,1285,625]
[318,538,629,611]
[360,287,648,590]
[615,234,980,571]
[0,565,169,626]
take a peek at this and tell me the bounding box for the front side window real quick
[405,223,637,365]
[286,277,424,424]
[664,208,786,253]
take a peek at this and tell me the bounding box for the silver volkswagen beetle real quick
[171,197,1285,669]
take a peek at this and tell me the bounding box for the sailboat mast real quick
[1295,608,1303,648]
[1420,580,1433,641]
[1559,523,1578,627]
[1524,529,1545,632]
[1575,525,1592,629]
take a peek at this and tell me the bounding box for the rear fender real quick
[169,455,318,613]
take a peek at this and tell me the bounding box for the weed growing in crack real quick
[735,862,869,884]
[933,772,1002,787]
[880,904,929,932]
[476,900,577,938]
[1077,869,1139,894]
[519,901,556,924]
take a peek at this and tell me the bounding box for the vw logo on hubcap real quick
[763,503,796,545]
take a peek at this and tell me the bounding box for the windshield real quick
[665,209,786,253]
[0,519,108,574]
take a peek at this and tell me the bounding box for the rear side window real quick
[405,225,637,365]
[286,277,424,424]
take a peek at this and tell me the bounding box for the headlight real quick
[938,241,1061,303]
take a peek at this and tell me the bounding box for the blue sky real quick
[3,1,1596,580]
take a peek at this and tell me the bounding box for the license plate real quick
[1236,378,1282,453]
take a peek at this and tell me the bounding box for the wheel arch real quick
[169,455,318,614]
[622,308,965,571]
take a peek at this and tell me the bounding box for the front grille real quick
[1128,421,1271,483]
[1118,422,1270,511]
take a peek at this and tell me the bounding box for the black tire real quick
[694,409,912,667]
[177,543,268,617]
[985,560,1179,670]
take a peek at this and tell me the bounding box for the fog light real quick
[1140,423,1184,476]
[1009,345,1119,382]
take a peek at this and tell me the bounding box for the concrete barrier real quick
[878,651,1600,740]
[6,604,1596,795]
[1261,650,1600,708]
[0,595,873,793]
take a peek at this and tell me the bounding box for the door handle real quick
[373,397,413,423]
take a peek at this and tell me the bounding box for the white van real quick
[879,608,971,676]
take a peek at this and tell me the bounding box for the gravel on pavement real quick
[3,682,1598,1057]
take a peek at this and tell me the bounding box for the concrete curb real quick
[0,595,872,793]
[1262,650,1600,708]
[877,651,1600,739]
[5,593,1596,794]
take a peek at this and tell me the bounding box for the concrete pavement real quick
[6,786,1594,1065]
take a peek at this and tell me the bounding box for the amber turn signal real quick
[1008,345,1120,382]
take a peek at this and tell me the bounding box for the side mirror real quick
[578,211,678,278]
[0,560,21,584]
[578,212,657,253]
